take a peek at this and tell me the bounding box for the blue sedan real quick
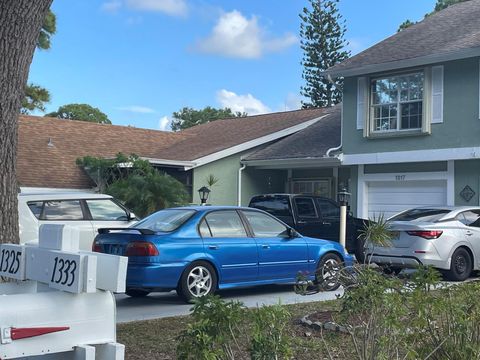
[93,206,353,302]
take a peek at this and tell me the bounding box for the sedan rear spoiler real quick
[97,228,155,235]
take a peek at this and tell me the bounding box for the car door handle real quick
[466,231,474,236]
[208,245,218,250]
[322,221,331,225]
[262,244,270,249]
[297,220,306,225]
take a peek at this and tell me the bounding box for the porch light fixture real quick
[337,188,351,206]
[198,186,211,206]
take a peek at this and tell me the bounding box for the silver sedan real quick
[366,207,480,281]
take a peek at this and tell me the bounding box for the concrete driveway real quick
[116,284,343,323]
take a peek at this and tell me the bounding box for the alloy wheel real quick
[187,265,213,297]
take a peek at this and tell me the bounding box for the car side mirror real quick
[128,212,137,221]
[287,227,299,238]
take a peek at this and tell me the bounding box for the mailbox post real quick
[0,224,128,360]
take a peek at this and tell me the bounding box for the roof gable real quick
[326,0,480,77]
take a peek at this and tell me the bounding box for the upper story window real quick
[371,72,424,133]
[357,66,444,138]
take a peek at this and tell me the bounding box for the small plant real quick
[176,295,245,360]
[358,213,394,264]
[250,304,293,360]
[205,174,219,188]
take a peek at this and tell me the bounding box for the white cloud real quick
[117,105,156,114]
[195,10,297,59]
[159,116,172,131]
[102,0,122,12]
[282,93,302,111]
[216,89,270,115]
[125,0,188,16]
[346,37,375,55]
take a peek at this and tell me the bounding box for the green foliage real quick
[37,10,56,50]
[177,296,293,360]
[300,0,350,108]
[205,174,219,188]
[339,266,408,360]
[107,172,189,218]
[21,9,56,114]
[171,106,247,131]
[76,153,188,217]
[250,304,293,360]
[398,0,470,31]
[177,295,246,360]
[21,84,51,114]
[46,103,111,124]
[358,214,394,255]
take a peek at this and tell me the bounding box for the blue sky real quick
[28,0,436,131]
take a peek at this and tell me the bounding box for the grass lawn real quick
[117,299,355,360]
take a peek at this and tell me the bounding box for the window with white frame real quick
[370,72,424,132]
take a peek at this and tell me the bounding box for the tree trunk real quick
[0,0,53,244]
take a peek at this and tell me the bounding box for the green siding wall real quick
[343,58,480,155]
[455,160,480,206]
[364,162,447,174]
[192,152,287,206]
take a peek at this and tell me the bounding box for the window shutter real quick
[431,66,444,124]
[356,77,367,130]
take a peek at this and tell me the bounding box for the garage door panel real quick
[367,180,447,220]
[369,192,446,205]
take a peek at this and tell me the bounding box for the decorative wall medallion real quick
[460,185,476,202]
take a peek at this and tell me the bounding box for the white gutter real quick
[237,164,247,206]
[325,102,343,158]
[141,157,196,170]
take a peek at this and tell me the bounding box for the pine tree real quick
[300,0,350,108]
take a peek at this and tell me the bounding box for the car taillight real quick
[125,241,159,256]
[92,241,102,253]
[406,230,443,239]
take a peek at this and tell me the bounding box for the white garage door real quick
[367,180,447,219]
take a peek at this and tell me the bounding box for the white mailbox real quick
[0,224,128,360]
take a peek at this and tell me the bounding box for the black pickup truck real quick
[249,194,368,261]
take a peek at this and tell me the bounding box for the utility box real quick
[0,224,128,360]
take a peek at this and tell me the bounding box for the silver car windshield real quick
[390,209,450,222]
[132,209,196,232]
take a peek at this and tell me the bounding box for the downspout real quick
[325,101,344,157]
[237,164,247,206]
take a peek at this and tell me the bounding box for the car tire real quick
[446,248,472,281]
[178,261,217,302]
[315,253,343,291]
[125,288,150,298]
[354,235,366,263]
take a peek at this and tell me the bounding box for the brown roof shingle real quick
[156,107,334,161]
[18,116,188,189]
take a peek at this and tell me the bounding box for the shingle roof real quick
[18,116,188,189]
[244,106,341,161]
[326,0,480,76]
[156,107,333,161]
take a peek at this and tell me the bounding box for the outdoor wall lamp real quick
[198,186,211,206]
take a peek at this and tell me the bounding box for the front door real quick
[456,210,480,266]
[241,210,309,281]
[200,210,258,284]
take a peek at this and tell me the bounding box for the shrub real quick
[250,304,292,360]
